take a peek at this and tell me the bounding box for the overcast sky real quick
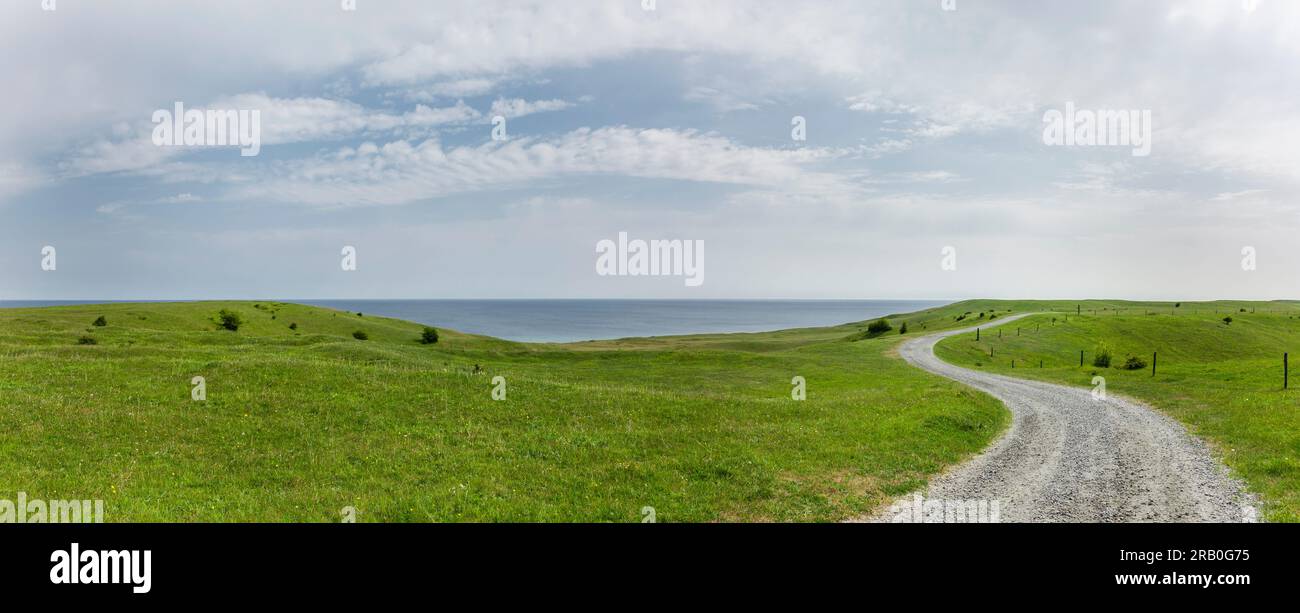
[3,0,1299,300]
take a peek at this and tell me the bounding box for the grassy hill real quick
[933,300,1300,522]
[8,298,1297,522]
[0,299,1013,522]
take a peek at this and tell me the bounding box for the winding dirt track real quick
[867,313,1255,523]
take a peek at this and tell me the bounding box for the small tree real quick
[899,322,908,335]
[92,316,108,327]
[1223,316,1233,325]
[218,309,243,332]
[352,330,369,341]
[289,323,298,331]
[420,327,440,345]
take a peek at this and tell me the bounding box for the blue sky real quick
[3,0,1300,300]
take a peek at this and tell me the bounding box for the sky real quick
[2,0,1300,301]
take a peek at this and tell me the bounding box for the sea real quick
[0,299,950,343]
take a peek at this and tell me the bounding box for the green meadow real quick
[1,300,1006,522]
[5,299,1298,522]
[933,300,1300,522]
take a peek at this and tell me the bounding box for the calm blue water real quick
[299,299,947,342]
[0,299,949,343]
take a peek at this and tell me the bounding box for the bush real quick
[420,327,439,345]
[77,335,97,345]
[217,309,243,331]
[1092,342,1113,368]
[352,330,369,341]
[92,316,107,327]
[1223,316,1233,325]
[1122,355,1147,370]
[867,318,892,335]
[289,323,298,331]
[899,322,908,335]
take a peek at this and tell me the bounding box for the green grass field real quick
[1,300,1012,522]
[933,300,1300,522]
[7,298,1299,522]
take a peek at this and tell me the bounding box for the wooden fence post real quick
[1152,351,1157,377]
[1079,350,1083,367]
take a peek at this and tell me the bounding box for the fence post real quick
[1152,351,1157,377]
[1286,353,1289,390]
[1012,360,1015,368]
[976,328,980,341]
[1079,350,1083,367]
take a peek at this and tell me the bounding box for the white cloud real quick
[233,126,857,206]
[61,95,482,177]
[489,98,575,119]
[0,161,47,202]
[404,78,502,101]
[684,86,761,113]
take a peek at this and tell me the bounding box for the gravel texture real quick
[864,314,1257,523]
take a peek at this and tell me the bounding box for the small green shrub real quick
[866,318,892,335]
[899,322,908,335]
[1092,342,1113,368]
[1122,355,1147,370]
[77,335,97,345]
[352,330,369,341]
[289,322,298,331]
[92,316,107,327]
[218,309,243,331]
[1223,316,1233,325]
[420,327,440,345]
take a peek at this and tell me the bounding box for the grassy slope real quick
[3,300,1010,522]
[933,300,1300,522]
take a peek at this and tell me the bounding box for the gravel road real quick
[866,313,1256,523]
